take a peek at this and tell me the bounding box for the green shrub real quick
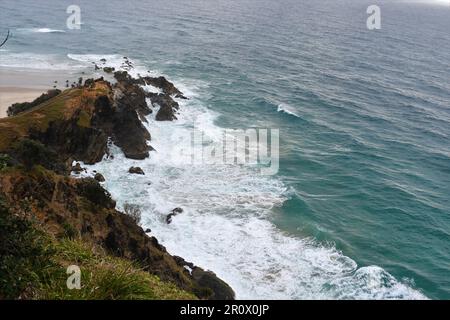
[14,139,58,170]
[40,240,197,300]
[61,222,78,240]
[0,201,58,299]
[0,154,11,171]
[77,178,116,209]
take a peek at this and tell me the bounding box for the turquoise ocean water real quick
[1,0,449,299]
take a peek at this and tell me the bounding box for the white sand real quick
[0,87,47,117]
[0,67,84,118]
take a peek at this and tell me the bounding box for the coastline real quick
[0,65,236,300]
[0,58,428,300]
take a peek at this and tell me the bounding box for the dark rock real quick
[172,207,183,214]
[166,207,183,224]
[151,94,179,121]
[175,93,189,100]
[109,72,153,159]
[191,268,235,300]
[94,172,105,182]
[71,162,83,173]
[145,228,151,233]
[112,105,152,159]
[31,116,108,165]
[142,76,184,97]
[166,213,175,224]
[84,78,95,88]
[103,67,115,73]
[114,71,152,117]
[171,255,235,300]
[100,58,107,63]
[173,256,195,269]
[129,166,145,175]
[77,178,116,209]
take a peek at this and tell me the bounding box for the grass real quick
[0,89,79,152]
[0,81,112,152]
[39,240,197,300]
[0,202,196,300]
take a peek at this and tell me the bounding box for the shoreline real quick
[0,67,84,118]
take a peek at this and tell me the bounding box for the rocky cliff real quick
[0,73,235,300]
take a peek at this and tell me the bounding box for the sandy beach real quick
[0,67,84,118]
[0,87,47,117]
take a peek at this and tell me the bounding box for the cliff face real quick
[0,74,235,300]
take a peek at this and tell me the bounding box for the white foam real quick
[0,52,85,70]
[73,63,427,300]
[277,103,301,118]
[33,28,65,33]
[400,0,450,6]
[17,28,66,33]
[67,54,159,78]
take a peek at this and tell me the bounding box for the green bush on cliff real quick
[0,154,11,171]
[0,200,58,299]
[0,198,195,300]
[14,139,58,170]
[77,178,116,209]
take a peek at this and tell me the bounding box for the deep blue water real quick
[1,0,449,299]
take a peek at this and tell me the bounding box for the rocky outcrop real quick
[30,115,109,165]
[25,76,154,163]
[166,207,183,224]
[114,71,185,122]
[114,71,152,118]
[151,93,179,121]
[94,172,105,182]
[173,256,235,300]
[141,76,186,99]
[0,70,235,300]
[0,167,234,300]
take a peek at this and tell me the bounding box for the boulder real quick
[151,94,179,121]
[142,76,185,97]
[71,162,83,174]
[129,166,145,175]
[103,67,115,73]
[166,207,183,224]
[191,268,235,300]
[94,173,105,182]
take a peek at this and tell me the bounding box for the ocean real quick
[0,0,449,299]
